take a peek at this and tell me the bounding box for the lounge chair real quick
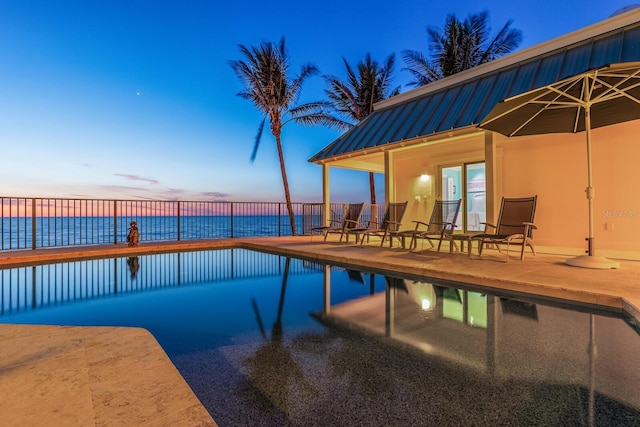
[401,199,462,251]
[351,201,408,247]
[311,202,365,242]
[471,196,537,261]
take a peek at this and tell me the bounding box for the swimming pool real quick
[1,249,639,426]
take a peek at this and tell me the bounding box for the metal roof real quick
[310,14,640,163]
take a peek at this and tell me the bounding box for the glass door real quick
[440,162,486,232]
[465,162,486,232]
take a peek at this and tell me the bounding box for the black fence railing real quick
[0,197,384,251]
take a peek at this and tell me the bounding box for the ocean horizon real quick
[1,214,323,250]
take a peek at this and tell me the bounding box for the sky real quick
[0,0,636,203]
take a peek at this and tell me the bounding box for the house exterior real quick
[309,8,640,260]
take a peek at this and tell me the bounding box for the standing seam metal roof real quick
[309,20,640,163]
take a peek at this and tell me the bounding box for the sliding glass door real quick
[440,162,486,232]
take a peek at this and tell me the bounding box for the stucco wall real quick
[499,120,640,252]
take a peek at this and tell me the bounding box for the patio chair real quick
[471,196,537,261]
[352,201,408,247]
[401,199,462,251]
[311,202,365,242]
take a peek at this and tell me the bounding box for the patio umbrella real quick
[479,62,640,269]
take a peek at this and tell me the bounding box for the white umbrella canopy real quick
[479,62,640,269]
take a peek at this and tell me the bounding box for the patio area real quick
[1,236,639,426]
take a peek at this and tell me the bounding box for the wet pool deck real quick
[1,236,639,426]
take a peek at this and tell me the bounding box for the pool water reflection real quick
[1,249,639,426]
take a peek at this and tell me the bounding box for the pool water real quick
[1,249,640,426]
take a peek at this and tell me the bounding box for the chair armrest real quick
[522,222,537,238]
[480,222,497,232]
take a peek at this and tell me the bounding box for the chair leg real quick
[380,231,388,247]
[409,234,418,250]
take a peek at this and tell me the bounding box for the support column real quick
[322,164,331,226]
[484,132,498,226]
[384,151,394,203]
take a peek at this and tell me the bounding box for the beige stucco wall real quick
[498,120,640,252]
[382,120,640,255]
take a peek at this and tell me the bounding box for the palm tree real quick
[230,37,344,235]
[324,53,400,204]
[402,11,522,87]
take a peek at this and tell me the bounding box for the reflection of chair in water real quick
[346,269,365,285]
[472,196,537,261]
[501,298,538,320]
[312,202,365,242]
[127,256,140,279]
[385,276,409,293]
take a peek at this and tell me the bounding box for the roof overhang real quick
[314,126,482,170]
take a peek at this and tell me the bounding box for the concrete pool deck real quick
[1,236,639,425]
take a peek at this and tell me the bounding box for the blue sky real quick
[0,0,634,202]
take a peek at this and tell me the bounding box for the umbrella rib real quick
[508,90,568,135]
[591,73,640,105]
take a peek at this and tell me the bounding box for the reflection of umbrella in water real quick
[480,62,640,269]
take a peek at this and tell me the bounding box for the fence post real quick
[230,202,234,238]
[278,203,282,237]
[113,200,118,245]
[31,198,36,250]
[177,201,181,241]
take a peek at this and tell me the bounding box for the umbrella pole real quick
[586,107,595,257]
[565,105,620,269]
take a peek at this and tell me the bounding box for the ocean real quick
[1,214,323,250]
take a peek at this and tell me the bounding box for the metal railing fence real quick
[0,197,383,251]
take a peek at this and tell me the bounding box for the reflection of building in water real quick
[317,273,640,413]
[127,256,140,279]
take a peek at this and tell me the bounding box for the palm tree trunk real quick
[369,172,377,205]
[275,133,297,236]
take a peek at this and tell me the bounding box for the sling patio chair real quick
[400,199,462,252]
[311,202,365,242]
[471,196,537,261]
[351,201,408,247]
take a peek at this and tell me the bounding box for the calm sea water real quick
[1,248,639,426]
[1,214,322,249]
